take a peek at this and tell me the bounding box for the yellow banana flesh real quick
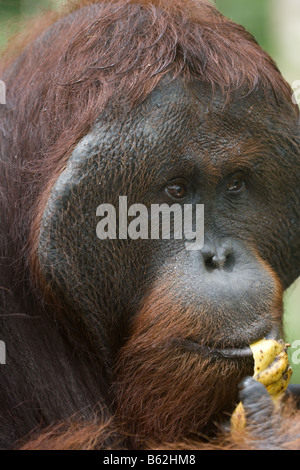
[251,339,285,376]
[265,367,293,398]
[231,338,292,431]
[250,338,292,401]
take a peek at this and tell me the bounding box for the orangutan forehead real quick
[105,76,290,142]
[76,77,280,173]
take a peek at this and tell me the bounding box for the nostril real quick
[201,248,215,268]
[204,255,215,269]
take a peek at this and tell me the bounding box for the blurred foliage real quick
[0,0,54,46]
[0,1,299,382]
[0,0,21,45]
[284,280,300,383]
[216,0,272,54]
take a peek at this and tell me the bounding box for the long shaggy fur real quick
[1,0,300,450]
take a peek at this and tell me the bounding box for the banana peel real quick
[251,339,292,398]
[231,338,293,431]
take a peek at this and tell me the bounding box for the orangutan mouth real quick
[176,339,253,358]
[176,328,279,359]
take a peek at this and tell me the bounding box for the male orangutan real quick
[0,0,300,450]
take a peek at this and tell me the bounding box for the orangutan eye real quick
[165,181,188,199]
[226,173,245,193]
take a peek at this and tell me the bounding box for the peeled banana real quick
[231,338,292,431]
[250,339,292,401]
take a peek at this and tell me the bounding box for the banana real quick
[266,367,293,399]
[250,339,292,401]
[250,339,285,376]
[231,338,292,431]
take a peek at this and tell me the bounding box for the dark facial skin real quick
[39,76,300,383]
